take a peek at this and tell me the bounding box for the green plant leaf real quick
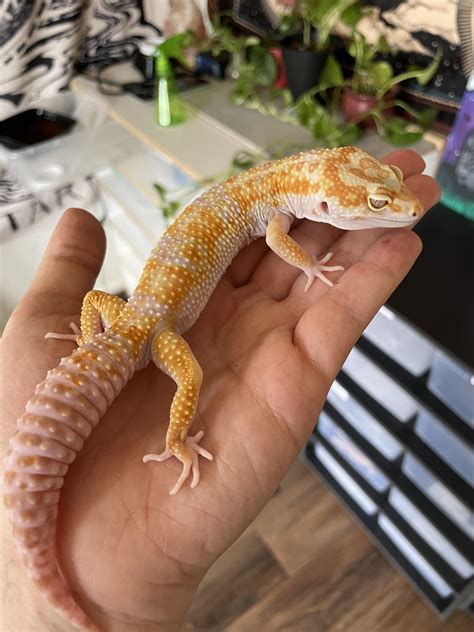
[231,79,254,105]
[320,54,344,86]
[415,107,437,128]
[337,124,360,146]
[384,116,424,146]
[278,14,301,36]
[385,128,424,146]
[372,61,393,87]
[311,109,332,139]
[378,35,390,54]
[341,3,364,27]
[378,46,441,96]
[249,47,277,86]
[232,150,259,171]
[390,100,437,128]
[348,31,373,65]
[163,200,180,219]
[244,36,261,47]
[153,183,166,202]
[296,96,319,127]
[308,0,335,23]
[408,46,442,86]
[282,88,294,106]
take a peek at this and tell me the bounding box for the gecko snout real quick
[410,202,423,218]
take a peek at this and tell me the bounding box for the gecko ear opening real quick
[389,165,403,182]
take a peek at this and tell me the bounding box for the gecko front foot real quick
[143,431,213,495]
[303,252,344,291]
[45,322,82,343]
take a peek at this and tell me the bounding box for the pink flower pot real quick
[341,87,399,128]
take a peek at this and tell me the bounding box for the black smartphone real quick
[0,108,76,150]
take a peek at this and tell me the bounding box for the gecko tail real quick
[34,569,99,631]
[3,332,136,631]
[7,509,99,629]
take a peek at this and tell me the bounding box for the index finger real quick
[293,228,423,384]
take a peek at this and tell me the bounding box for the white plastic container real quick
[318,412,390,493]
[342,347,418,422]
[378,514,453,598]
[327,381,404,461]
[427,350,473,427]
[415,408,473,485]
[363,306,435,376]
[402,454,473,537]
[388,487,472,579]
[314,442,378,516]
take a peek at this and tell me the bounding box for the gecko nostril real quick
[321,201,329,214]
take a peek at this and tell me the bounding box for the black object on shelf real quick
[0,108,76,149]
[281,47,328,101]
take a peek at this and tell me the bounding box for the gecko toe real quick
[169,460,192,496]
[143,431,213,494]
[45,322,82,344]
[142,449,172,463]
[303,253,344,290]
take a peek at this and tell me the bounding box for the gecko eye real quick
[368,194,392,211]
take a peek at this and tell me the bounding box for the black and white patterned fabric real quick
[0,0,158,118]
[0,0,160,238]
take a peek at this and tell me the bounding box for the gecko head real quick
[304,147,424,230]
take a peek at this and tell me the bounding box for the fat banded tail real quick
[3,331,136,630]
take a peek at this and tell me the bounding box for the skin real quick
[1,150,440,631]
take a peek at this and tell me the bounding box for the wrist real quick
[87,580,199,631]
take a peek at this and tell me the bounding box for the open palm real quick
[1,150,439,631]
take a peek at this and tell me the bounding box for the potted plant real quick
[200,12,262,80]
[341,30,441,128]
[292,55,361,147]
[200,13,279,106]
[279,0,362,99]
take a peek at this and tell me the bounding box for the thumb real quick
[17,208,106,318]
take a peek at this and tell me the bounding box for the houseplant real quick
[279,0,363,99]
[292,55,361,147]
[200,12,279,107]
[341,30,441,129]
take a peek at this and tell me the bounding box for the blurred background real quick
[0,1,472,630]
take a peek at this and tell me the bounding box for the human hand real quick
[1,150,440,631]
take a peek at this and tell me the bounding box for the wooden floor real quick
[184,461,471,632]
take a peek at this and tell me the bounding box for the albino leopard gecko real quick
[3,146,423,630]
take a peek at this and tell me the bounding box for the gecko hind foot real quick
[45,322,81,343]
[303,252,344,291]
[143,431,213,495]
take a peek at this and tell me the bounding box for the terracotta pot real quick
[341,87,400,128]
